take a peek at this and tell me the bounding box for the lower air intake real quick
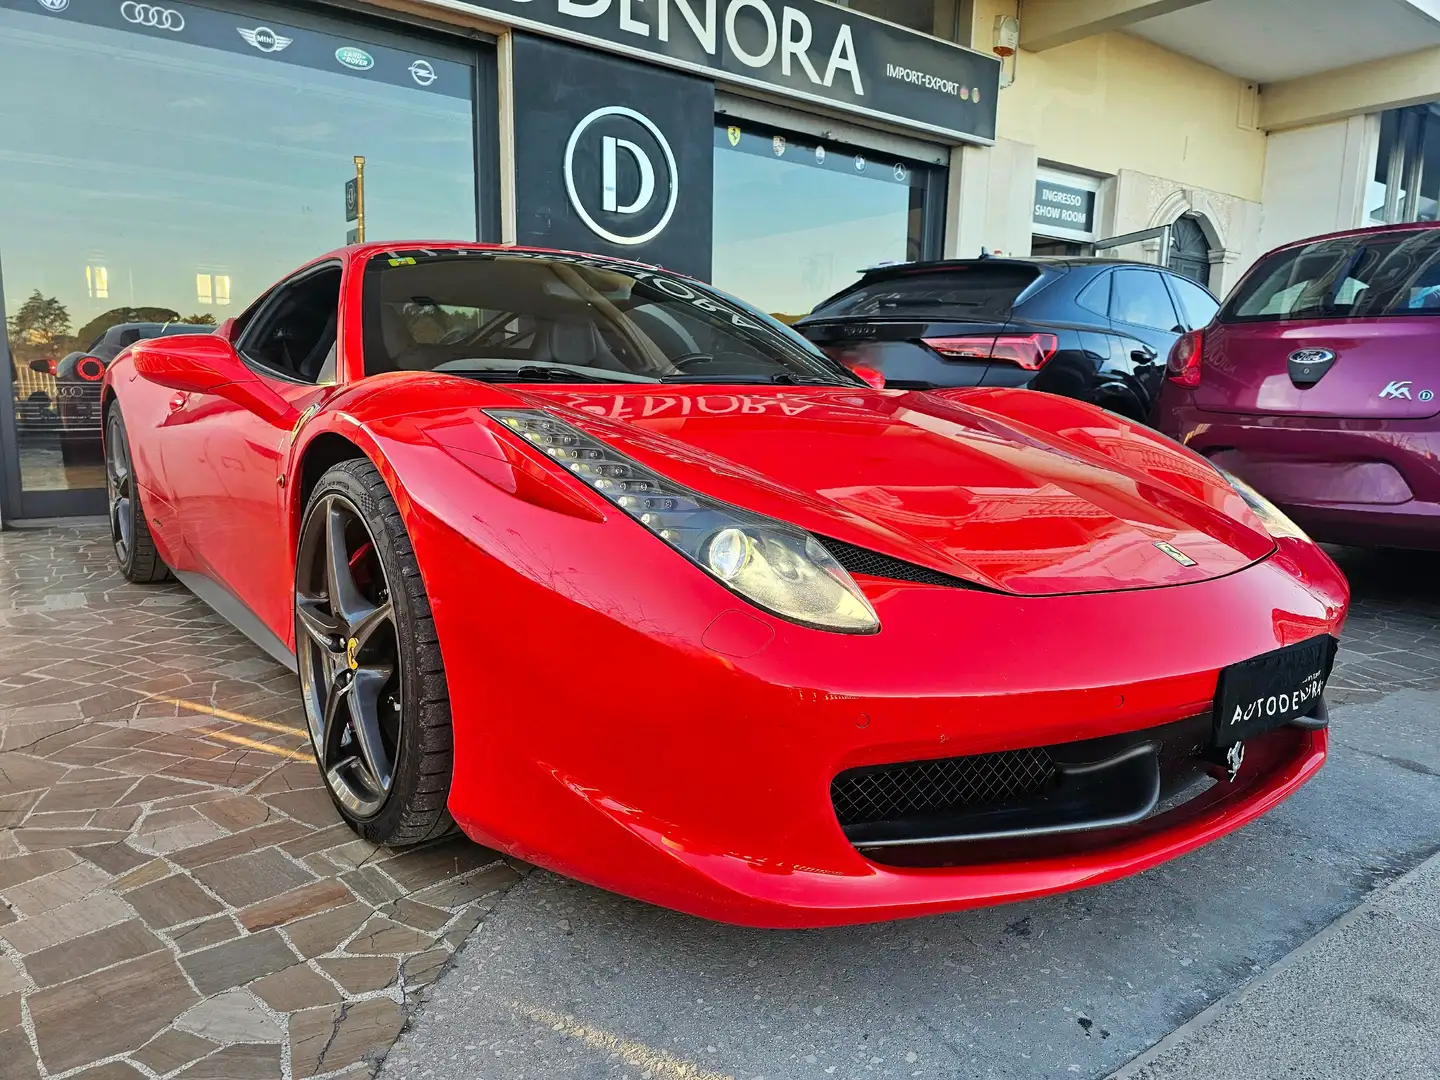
[831,747,1058,828]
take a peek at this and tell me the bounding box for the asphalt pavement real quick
[380,546,1440,1080]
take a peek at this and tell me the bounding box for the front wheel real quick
[295,459,455,846]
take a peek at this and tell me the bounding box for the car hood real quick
[502,385,1275,597]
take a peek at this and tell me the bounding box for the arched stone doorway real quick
[1167,214,1212,284]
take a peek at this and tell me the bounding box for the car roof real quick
[1262,219,1440,257]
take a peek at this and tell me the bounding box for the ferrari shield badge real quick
[727,125,741,146]
[1154,541,1197,567]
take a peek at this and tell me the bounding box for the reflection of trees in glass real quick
[181,313,217,325]
[7,290,71,345]
[74,307,182,346]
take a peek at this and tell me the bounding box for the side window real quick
[1075,272,1111,317]
[237,267,342,382]
[1111,269,1181,331]
[1168,275,1220,329]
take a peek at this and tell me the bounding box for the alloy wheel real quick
[295,494,404,819]
[105,412,133,564]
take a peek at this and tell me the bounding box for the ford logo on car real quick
[1288,348,1335,364]
[335,46,374,70]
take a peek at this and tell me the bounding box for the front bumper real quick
[411,466,1347,928]
[1157,401,1440,550]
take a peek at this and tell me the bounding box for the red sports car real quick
[102,243,1349,928]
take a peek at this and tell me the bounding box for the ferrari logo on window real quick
[1154,541,1197,567]
[727,125,741,147]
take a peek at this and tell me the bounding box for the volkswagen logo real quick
[408,60,437,86]
[120,2,184,30]
[563,106,677,247]
[1288,348,1335,365]
[237,26,292,53]
[36,0,70,12]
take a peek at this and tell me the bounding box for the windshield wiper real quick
[454,366,657,384]
[660,372,846,385]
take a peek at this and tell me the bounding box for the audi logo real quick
[120,2,184,30]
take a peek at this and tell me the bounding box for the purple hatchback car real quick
[1154,222,1440,551]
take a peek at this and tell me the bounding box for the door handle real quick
[168,392,189,413]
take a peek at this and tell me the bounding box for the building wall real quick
[1257,115,1379,255]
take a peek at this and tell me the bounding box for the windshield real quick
[806,264,1043,321]
[1223,229,1440,322]
[361,250,861,385]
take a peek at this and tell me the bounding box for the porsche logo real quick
[345,637,359,670]
[1154,541,1197,567]
[727,125,741,146]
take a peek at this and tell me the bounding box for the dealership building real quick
[2,0,1439,519]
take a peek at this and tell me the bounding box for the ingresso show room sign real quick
[451,0,999,141]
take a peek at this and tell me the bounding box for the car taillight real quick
[1166,330,1203,387]
[45,358,57,376]
[922,333,1059,371]
[76,357,106,381]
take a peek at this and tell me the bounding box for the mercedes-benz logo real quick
[563,106,677,247]
[408,60,437,86]
[121,2,184,30]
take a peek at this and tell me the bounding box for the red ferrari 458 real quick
[102,243,1349,928]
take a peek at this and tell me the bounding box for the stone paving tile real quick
[0,525,523,1080]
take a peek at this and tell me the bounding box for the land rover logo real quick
[563,106,678,247]
[335,46,374,70]
[1288,348,1334,365]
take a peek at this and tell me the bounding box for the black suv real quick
[795,257,1219,422]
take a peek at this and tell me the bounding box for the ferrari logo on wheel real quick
[345,637,359,671]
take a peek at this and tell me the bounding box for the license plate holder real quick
[1213,636,1337,745]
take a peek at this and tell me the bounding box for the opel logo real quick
[409,60,437,86]
[121,2,184,30]
[563,106,678,247]
[1288,348,1334,365]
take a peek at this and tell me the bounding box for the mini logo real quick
[893,163,907,182]
[1379,379,1413,400]
[237,26,292,52]
[1154,540,1197,567]
[563,105,678,246]
[408,60,436,86]
[726,125,741,147]
[121,2,183,30]
[335,46,374,71]
[854,154,866,172]
[1288,348,1334,365]
[772,135,785,157]
[815,145,826,164]
[36,0,70,11]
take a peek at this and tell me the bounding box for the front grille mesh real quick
[831,747,1058,828]
[818,536,984,589]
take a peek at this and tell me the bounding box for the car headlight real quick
[488,409,879,634]
[1219,469,1309,541]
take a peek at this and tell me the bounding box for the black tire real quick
[105,404,171,583]
[295,459,455,846]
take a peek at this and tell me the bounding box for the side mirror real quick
[133,335,298,428]
[132,334,248,394]
[851,364,886,390]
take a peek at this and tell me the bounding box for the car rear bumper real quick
[1155,399,1440,550]
[419,501,1348,927]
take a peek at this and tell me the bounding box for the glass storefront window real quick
[1,0,485,513]
[711,122,939,323]
[1368,103,1440,226]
